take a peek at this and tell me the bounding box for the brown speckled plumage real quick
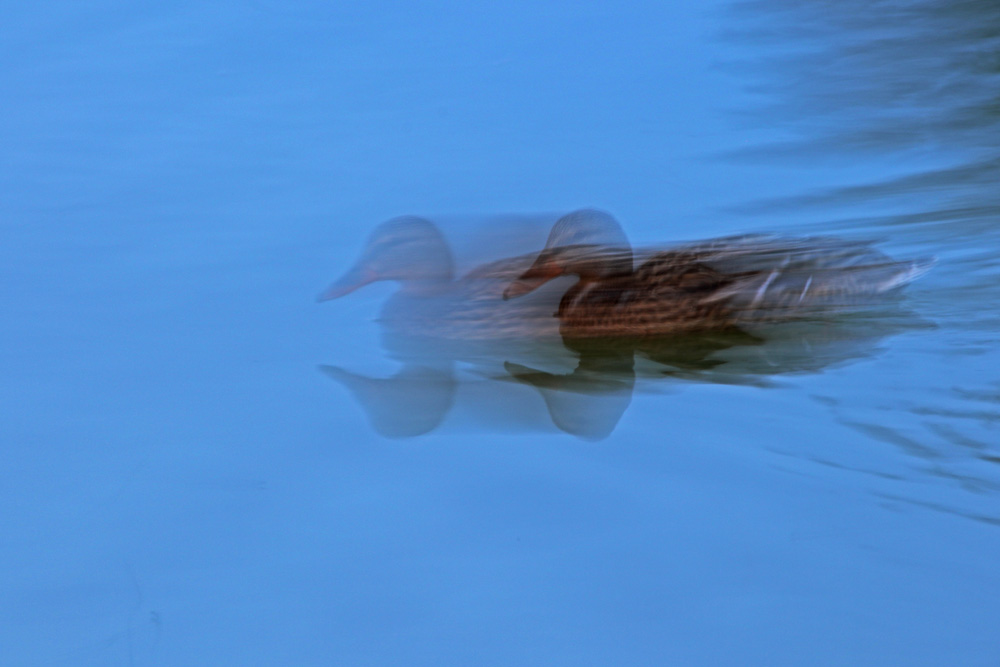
[505,228,934,340]
[558,250,744,336]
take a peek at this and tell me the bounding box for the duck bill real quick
[503,256,564,300]
[316,262,375,302]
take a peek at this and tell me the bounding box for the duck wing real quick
[635,236,934,318]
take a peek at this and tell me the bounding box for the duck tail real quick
[875,256,936,291]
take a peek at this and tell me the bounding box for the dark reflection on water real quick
[725,0,1000,523]
[318,212,930,440]
[725,0,999,241]
[725,0,999,162]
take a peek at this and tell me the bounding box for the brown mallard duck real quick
[504,214,933,339]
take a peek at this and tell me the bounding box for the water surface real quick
[2,0,998,664]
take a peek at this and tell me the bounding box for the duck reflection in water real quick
[318,209,932,439]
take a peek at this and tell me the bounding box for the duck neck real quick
[557,254,634,316]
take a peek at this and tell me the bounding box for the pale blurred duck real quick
[504,217,934,338]
[317,210,630,340]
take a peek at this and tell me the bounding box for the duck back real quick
[553,236,933,338]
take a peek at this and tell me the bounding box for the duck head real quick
[503,209,632,300]
[317,216,455,301]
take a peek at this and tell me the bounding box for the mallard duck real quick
[318,212,928,440]
[504,215,933,339]
[317,211,630,341]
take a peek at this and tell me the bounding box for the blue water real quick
[3,1,999,665]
